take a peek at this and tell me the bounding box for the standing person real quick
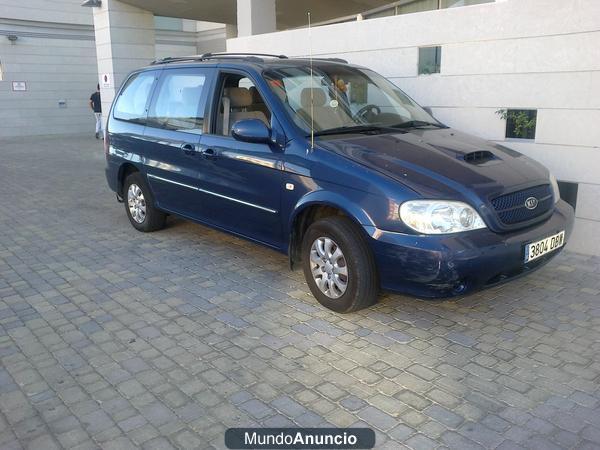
[90,84,102,139]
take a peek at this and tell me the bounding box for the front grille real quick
[491,184,553,225]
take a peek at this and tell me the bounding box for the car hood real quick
[317,128,550,201]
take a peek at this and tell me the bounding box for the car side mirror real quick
[423,106,434,116]
[231,119,271,144]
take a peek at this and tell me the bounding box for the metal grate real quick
[491,184,553,225]
[463,150,496,164]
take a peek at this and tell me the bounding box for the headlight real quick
[549,173,560,204]
[399,200,486,234]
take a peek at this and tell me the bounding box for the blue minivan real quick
[104,53,574,312]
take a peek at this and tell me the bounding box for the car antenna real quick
[308,11,314,151]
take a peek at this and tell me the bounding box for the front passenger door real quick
[196,72,284,248]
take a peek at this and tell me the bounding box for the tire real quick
[302,216,379,313]
[123,172,166,232]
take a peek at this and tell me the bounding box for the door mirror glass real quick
[231,119,271,144]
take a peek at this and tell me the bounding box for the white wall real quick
[0,20,98,137]
[0,0,93,25]
[227,0,600,255]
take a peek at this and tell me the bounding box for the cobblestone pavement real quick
[0,134,599,450]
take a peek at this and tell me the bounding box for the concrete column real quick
[91,0,155,127]
[236,0,276,37]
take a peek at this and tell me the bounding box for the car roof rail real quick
[201,52,289,60]
[150,56,202,65]
[150,52,288,65]
[150,54,351,66]
[305,57,349,64]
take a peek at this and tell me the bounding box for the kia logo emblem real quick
[525,197,538,210]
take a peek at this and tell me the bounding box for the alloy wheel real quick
[127,183,146,224]
[309,237,348,298]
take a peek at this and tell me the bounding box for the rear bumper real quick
[105,158,119,193]
[367,200,575,298]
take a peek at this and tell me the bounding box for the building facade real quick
[0,0,227,138]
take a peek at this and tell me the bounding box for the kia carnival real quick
[104,53,574,312]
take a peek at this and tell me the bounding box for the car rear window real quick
[113,72,156,123]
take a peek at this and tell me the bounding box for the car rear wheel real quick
[302,216,378,313]
[123,172,166,232]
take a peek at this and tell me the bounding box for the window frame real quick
[112,70,160,124]
[207,68,274,138]
[418,46,442,75]
[504,108,537,140]
[145,66,216,135]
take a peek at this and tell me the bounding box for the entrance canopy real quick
[118,0,392,28]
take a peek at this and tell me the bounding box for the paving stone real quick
[118,415,147,433]
[405,433,438,450]
[79,321,102,336]
[406,365,439,382]
[384,330,413,343]
[424,404,464,428]
[80,409,114,435]
[238,399,274,420]
[141,437,175,450]
[582,425,600,444]
[340,395,368,412]
[388,423,415,441]
[315,382,346,401]
[142,403,177,427]
[395,390,432,410]
[446,331,478,347]
[357,406,397,431]
[271,395,306,418]
[458,422,504,448]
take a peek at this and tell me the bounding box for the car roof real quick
[142,53,363,72]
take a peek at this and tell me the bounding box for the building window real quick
[441,0,494,8]
[497,109,537,139]
[358,0,494,22]
[398,0,438,15]
[154,16,183,31]
[418,46,441,75]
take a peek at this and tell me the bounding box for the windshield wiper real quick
[312,125,389,137]
[392,120,446,129]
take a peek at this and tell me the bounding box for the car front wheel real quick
[302,216,379,313]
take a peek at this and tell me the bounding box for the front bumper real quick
[367,200,575,298]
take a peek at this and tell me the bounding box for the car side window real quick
[147,69,211,134]
[113,72,156,123]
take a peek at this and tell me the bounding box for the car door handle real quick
[180,143,196,155]
[200,148,217,158]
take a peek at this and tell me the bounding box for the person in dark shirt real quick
[90,84,102,139]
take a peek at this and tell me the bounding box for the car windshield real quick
[263,63,441,134]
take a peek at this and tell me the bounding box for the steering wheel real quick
[354,104,381,122]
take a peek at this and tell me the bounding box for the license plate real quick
[524,231,565,263]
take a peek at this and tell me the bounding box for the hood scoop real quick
[462,150,498,165]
